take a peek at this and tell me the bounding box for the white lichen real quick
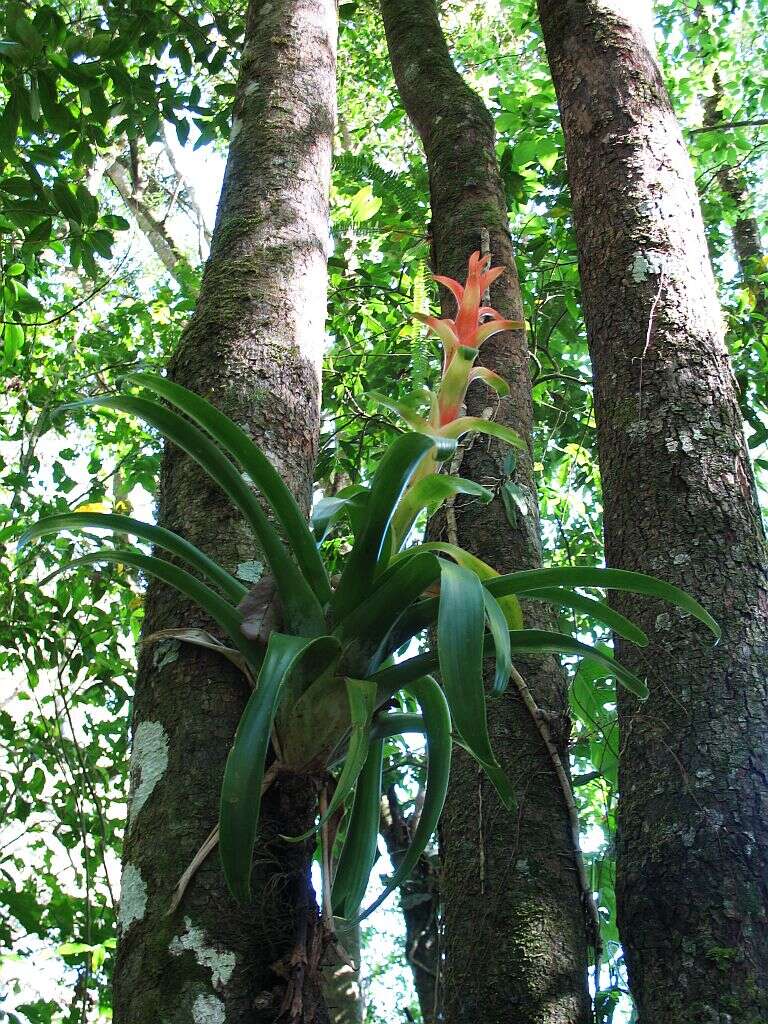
[630,250,664,283]
[128,721,169,830]
[192,993,226,1024]
[170,917,237,991]
[118,863,147,932]
[153,638,180,670]
[230,117,243,142]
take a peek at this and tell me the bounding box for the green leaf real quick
[312,486,369,542]
[469,366,510,396]
[349,184,382,222]
[43,549,256,662]
[17,512,247,603]
[501,628,649,698]
[441,416,526,449]
[368,391,431,432]
[370,650,439,706]
[126,373,331,604]
[284,677,377,842]
[332,432,443,621]
[395,540,524,630]
[337,550,440,657]
[483,589,512,695]
[520,587,648,646]
[359,674,451,920]
[61,393,326,636]
[372,627,649,700]
[3,322,23,363]
[331,738,384,919]
[486,567,720,639]
[500,480,529,527]
[437,559,513,808]
[52,178,82,223]
[370,712,424,739]
[391,473,493,549]
[220,632,341,902]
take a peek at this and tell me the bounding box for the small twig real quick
[690,116,768,134]
[319,785,334,930]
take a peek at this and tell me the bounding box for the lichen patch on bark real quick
[127,720,169,830]
[192,993,226,1024]
[117,863,147,932]
[170,917,237,991]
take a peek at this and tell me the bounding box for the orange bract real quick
[414,252,523,426]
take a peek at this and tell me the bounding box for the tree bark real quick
[319,920,363,1024]
[112,2,337,1022]
[380,3,592,1022]
[537,2,768,1021]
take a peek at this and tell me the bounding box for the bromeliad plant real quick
[18,254,720,922]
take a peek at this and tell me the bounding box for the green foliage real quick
[22,374,717,923]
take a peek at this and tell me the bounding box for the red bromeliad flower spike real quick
[414,251,524,426]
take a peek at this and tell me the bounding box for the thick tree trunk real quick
[537,2,768,1021]
[380,3,592,1022]
[112,2,337,1022]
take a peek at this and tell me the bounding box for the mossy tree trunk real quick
[380,2,592,1022]
[537,2,768,1021]
[112,2,337,1022]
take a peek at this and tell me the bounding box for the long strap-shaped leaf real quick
[370,650,439,707]
[486,566,720,638]
[370,712,424,739]
[397,541,523,629]
[127,373,331,604]
[331,738,384,920]
[518,587,648,647]
[440,416,525,449]
[18,512,247,604]
[62,395,325,636]
[337,551,441,655]
[373,626,650,699]
[331,432,446,622]
[312,486,369,543]
[43,549,255,662]
[220,632,341,902]
[284,678,378,843]
[359,674,451,920]
[437,558,514,809]
[483,589,512,695]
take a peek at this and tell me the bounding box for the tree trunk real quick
[537,2,768,1021]
[703,80,767,321]
[319,920,363,1024]
[106,157,192,288]
[380,3,592,1022]
[112,2,337,1022]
